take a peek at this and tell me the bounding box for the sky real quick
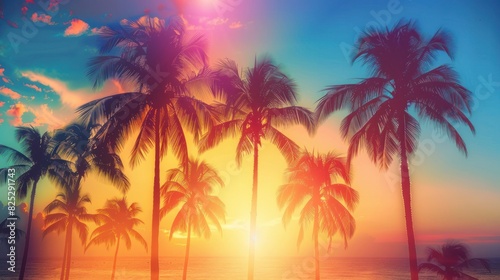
[0,0,499,260]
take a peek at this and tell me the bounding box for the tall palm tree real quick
[315,20,475,279]
[277,151,358,280]
[77,16,214,280]
[418,241,491,280]
[161,158,225,280]
[86,198,148,280]
[52,122,129,279]
[43,183,97,280]
[199,57,315,280]
[0,126,67,279]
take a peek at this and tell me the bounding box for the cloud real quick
[90,26,106,36]
[0,86,21,99]
[21,71,127,109]
[229,21,243,29]
[206,17,228,26]
[31,12,54,25]
[6,102,28,126]
[27,104,66,129]
[0,68,4,76]
[24,83,42,92]
[64,19,89,37]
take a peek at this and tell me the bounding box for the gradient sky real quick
[0,0,499,259]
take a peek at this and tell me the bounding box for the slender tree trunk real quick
[59,220,71,280]
[247,138,259,280]
[182,218,192,280]
[399,114,419,280]
[64,220,73,280]
[151,111,161,280]
[111,236,121,280]
[18,179,38,280]
[313,195,320,280]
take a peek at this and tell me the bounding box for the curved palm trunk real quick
[111,235,121,280]
[151,112,161,280]
[313,197,320,280]
[182,218,192,280]
[59,220,71,280]
[64,220,73,280]
[399,116,418,280]
[18,179,38,280]
[247,138,259,280]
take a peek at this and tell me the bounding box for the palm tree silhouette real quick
[418,241,491,279]
[277,151,358,280]
[86,198,148,280]
[52,122,130,279]
[315,20,475,279]
[0,126,68,279]
[199,57,314,280]
[161,158,225,280]
[77,16,214,280]
[43,184,97,280]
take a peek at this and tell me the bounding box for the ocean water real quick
[1,257,499,279]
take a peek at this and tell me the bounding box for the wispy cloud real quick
[21,71,126,109]
[24,83,42,92]
[0,87,21,100]
[31,12,55,25]
[64,19,89,37]
[6,102,28,126]
[229,21,243,29]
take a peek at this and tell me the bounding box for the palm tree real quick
[315,20,475,279]
[52,122,130,194]
[277,151,358,280]
[77,16,214,280]
[161,158,225,280]
[87,198,148,280]
[52,123,129,279]
[43,183,97,280]
[418,241,491,279]
[0,126,67,279]
[199,57,315,280]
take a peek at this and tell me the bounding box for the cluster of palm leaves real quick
[0,16,480,280]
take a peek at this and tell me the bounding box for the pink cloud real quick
[229,21,243,29]
[206,17,228,26]
[0,101,5,107]
[6,102,27,126]
[0,87,21,99]
[31,12,54,25]
[21,72,129,108]
[24,83,42,92]
[90,26,106,36]
[0,67,5,76]
[64,19,89,37]
[22,6,28,16]
[27,104,66,129]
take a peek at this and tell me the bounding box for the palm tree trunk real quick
[111,235,121,280]
[399,115,419,280]
[18,179,38,280]
[64,220,73,280]
[59,220,71,280]
[182,217,192,280]
[151,111,161,280]
[247,138,259,280]
[313,197,320,280]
